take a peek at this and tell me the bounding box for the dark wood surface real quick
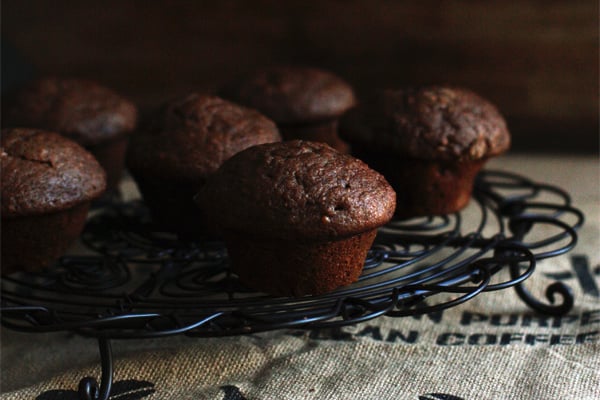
[2,0,598,153]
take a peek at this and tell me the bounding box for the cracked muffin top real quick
[4,77,137,146]
[126,93,281,184]
[1,128,106,217]
[220,66,356,124]
[195,140,396,240]
[340,86,511,161]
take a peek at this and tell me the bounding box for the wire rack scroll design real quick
[0,169,584,400]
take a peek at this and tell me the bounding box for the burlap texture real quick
[1,155,599,399]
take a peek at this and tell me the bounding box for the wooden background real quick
[2,0,598,154]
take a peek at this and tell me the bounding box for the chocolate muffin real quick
[340,86,511,218]
[220,66,356,153]
[1,128,106,274]
[4,77,137,191]
[126,93,281,235]
[195,140,396,297]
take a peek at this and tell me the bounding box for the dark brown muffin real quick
[195,140,396,296]
[1,128,106,274]
[220,66,356,153]
[126,93,281,235]
[340,86,511,218]
[4,77,137,190]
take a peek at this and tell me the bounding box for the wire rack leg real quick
[78,338,113,400]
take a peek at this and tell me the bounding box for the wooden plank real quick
[2,0,597,152]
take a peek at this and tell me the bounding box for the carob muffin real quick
[1,128,106,274]
[340,86,511,218]
[220,66,356,153]
[195,140,396,297]
[126,93,281,235]
[4,77,137,191]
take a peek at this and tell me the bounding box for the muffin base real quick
[1,202,91,274]
[224,229,377,297]
[87,135,129,192]
[354,151,485,219]
[280,120,350,153]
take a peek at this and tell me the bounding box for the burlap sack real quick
[2,155,599,400]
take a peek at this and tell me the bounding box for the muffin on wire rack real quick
[340,86,511,218]
[1,128,106,274]
[220,66,356,153]
[126,93,281,235]
[195,140,396,297]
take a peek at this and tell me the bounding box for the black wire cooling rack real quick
[0,170,585,400]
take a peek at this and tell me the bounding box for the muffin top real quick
[196,140,396,240]
[220,66,356,124]
[340,86,511,161]
[4,77,137,146]
[126,94,281,184]
[1,128,107,217]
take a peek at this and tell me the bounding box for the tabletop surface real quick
[1,153,599,400]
